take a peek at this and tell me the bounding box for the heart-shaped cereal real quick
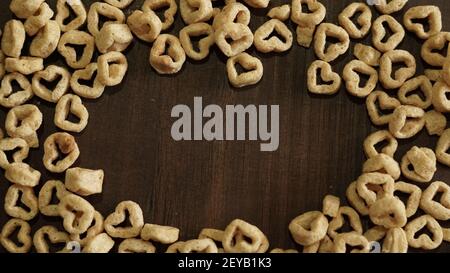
[307,60,341,95]
[226,52,263,88]
[33,225,70,253]
[32,65,70,103]
[366,91,401,126]
[54,94,89,133]
[70,63,106,99]
[38,180,68,217]
[104,201,144,238]
[4,184,38,221]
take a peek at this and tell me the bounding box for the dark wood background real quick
[1,0,450,253]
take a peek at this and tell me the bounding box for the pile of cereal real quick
[1,0,450,253]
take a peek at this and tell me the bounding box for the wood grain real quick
[1,0,450,252]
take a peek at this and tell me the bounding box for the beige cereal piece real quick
[289,211,328,246]
[296,24,315,48]
[142,0,178,31]
[82,233,114,253]
[369,196,407,229]
[270,248,299,253]
[212,3,250,30]
[420,181,450,221]
[362,154,401,180]
[180,0,213,25]
[0,137,29,169]
[70,63,106,99]
[199,228,224,242]
[433,81,450,112]
[0,218,32,253]
[394,181,422,218]
[118,239,156,253]
[43,132,80,173]
[57,30,95,69]
[424,110,446,136]
[226,52,263,88]
[127,10,162,43]
[4,162,41,187]
[353,43,381,67]
[401,146,436,183]
[436,129,450,167]
[366,91,401,126]
[179,238,218,253]
[254,19,292,53]
[38,180,68,217]
[166,241,186,253]
[141,224,180,244]
[375,0,408,15]
[291,0,325,27]
[267,4,290,21]
[307,60,341,95]
[179,23,214,61]
[364,226,387,242]
[322,195,340,218]
[372,15,404,53]
[55,0,87,32]
[425,69,442,83]
[314,23,349,62]
[379,49,416,89]
[403,6,442,40]
[389,105,425,139]
[338,3,371,39]
[223,219,269,253]
[95,24,133,54]
[333,232,370,253]
[55,94,89,133]
[58,193,95,235]
[317,234,335,253]
[150,34,186,74]
[398,76,433,109]
[346,181,369,216]
[327,206,362,239]
[24,2,54,36]
[9,0,45,19]
[421,32,450,67]
[215,22,253,57]
[5,104,42,148]
[1,20,25,58]
[70,211,104,246]
[87,2,125,36]
[405,215,443,250]
[243,0,268,9]
[32,65,70,103]
[343,60,378,98]
[30,20,61,59]
[356,172,395,206]
[97,51,128,86]
[382,227,408,253]
[363,130,398,158]
[5,57,44,75]
[104,0,135,9]
[4,184,38,221]
[104,201,144,238]
[33,226,70,253]
[65,167,103,196]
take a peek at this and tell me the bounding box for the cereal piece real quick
[338,3,371,39]
[403,6,442,40]
[398,76,432,109]
[215,22,253,57]
[180,23,214,61]
[0,218,32,253]
[307,60,341,95]
[389,105,425,139]
[1,20,26,58]
[364,226,387,242]
[270,248,299,253]
[5,184,38,221]
[127,10,162,43]
[95,24,133,54]
[317,234,334,253]
[65,167,103,196]
[374,0,408,15]
[55,0,87,32]
[180,0,213,25]
[142,0,178,31]
[353,43,381,67]
[58,30,94,69]
[405,215,443,250]
[254,19,292,53]
[223,219,269,253]
[366,91,401,126]
[394,181,421,218]
[32,65,70,103]
[5,57,44,75]
[30,20,61,59]
[87,2,125,36]
[302,242,320,253]
[401,147,436,183]
[105,0,134,9]
[424,110,446,136]
[70,63,106,99]
[226,52,263,88]
[4,162,41,187]
[82,233,114,253]
[104,201,144,238]
[425,69,442,83]
[327,206,362,239]
[38,180,68,217]
[372,15,404,53]
[0,137,29,169]
[289,211,328,245]
[141,224,180,244]
[5,104,42,148]
[436,129,450,167]
[322,195,340,218]
[295,24,315,48]
[433,81,450,112]
[43,132,80,173]
[118,239,156,253]
[314,23,350,62]
[346,181,369,216]
[166,241,185,253]
[212,3,250,30]
[442,58,450,88]
[267,4,290,21]
[291,0,325,27]
[33,226,70,253]
[363,130,398,159]
[9,0,45,19]
[421,32,450,67]
[199,228,224,243]
[58,193,95,235]
[243,0,268,8]
[362,154,401,180]
[420,181,450,221]
[150,34,186,74]
[24,2,54,36]
[55,94,89,133]
[69,211,104,246]
[369,196,407,229]
[382,227,408,253]
[343,60,378,98]
[97,51,128,86]
[356,172,395,206]
[333,232,370,253]
[179,238,218,253]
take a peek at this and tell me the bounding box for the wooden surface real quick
[1,0,450,253]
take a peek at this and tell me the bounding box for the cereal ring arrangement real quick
[1,0,450,253]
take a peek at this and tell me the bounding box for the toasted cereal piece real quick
[127,10,162,43]
[24,2,54,36]
[421,32,450,67]
[405,215,443,250]
[379,50,416,89]
[372,15,404,53]
[9,0,45,19]
[142,0,178,31]
[179,238,218,253]
[97,51,128,86]
[432,81,450,112]
[307,60,341,95]
[364,226,387,242]
[289,211,328,245]
[0,218,32,253]
[363,130,398,159]
[226,53,263,88]
[32,65,70,103]
[346,181,369,216]
[436,129,450,167]
[343,60,378,98]
[180,0,213,25]
[70,63,106,99]
[82,233,115,253]
[0,137,29,169]
[328,206,362,239]
[179,23,214,61]
[314,23,350,62]
[55,0,87,32]
[33,226,70,253]
[424,110,446,136]
[338,3,371,39]
[54,94,89,133]
[57,30,95,69]
[104,201,144,238]
[30,20,61,59]
[353,43,381,67]
[388,105,424,139]
[141,224,180,244]
[70,210,104,246]
[38,180,68,217]
[65,167,103,196]
[382,227,408,253]
[58,193,95,235]
[366,91,400,126]
[43,132,80,173]
[215,22,253,57]
[87,2,125,36]
[5,184,38,221]
[401,147,436,183]
[1,20,26,58]
[5,162,41,187]
[369,196,407,229]
[5,104,42,148]
[118,238,156,253]
[333,233,370,253]
[394,181,421,218]
[254,19,292,53]
[356,172,395,206]
[362,154,400,180]
[425,69,442,83]
[95,23,133,54]
[291,0,325,27]
[5,57,44,75]
[150,34,186,74]
[322,195,340,218]
[296,24,315,48]
[420,181,450,221]
[0,73,33,108]
[374,0,408,15]
[105,0,134,9]
[267,4,290,21]
[398,76,432,109]
[223,219,269,253]
[403,5,441,39]
[212,2,250,30]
